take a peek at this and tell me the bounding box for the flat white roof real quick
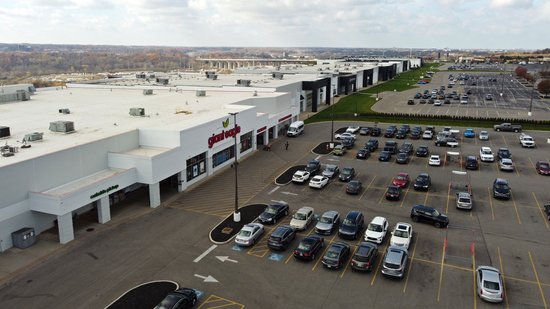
[0,86,283,167]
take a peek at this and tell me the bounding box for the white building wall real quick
[356,71,364,89]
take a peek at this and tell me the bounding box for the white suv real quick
[364,216,388,244]
[479,147,494,162]
[390,222,413,250]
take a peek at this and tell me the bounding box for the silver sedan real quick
[235,223,265,246]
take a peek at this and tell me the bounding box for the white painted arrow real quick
[216,256,238,263]
[194,274,218,283]
[281,191,298,196]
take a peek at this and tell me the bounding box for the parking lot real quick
[374,70,550,120]
[1,124,549,308]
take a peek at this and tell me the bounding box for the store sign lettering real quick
[208,125,241,148]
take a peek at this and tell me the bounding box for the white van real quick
[287,121,304,137]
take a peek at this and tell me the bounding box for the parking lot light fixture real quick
[331,89,335,142]
[228,112,240,222]
[528,86,534,117]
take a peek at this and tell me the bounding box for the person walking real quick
[285,141,289,150]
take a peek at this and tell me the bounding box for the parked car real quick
[390,223,413,250]
[365,139,379,152]
[305,160,321,175]
[334,132,356,140]
[544,204,550,220]
[415,145,429,157]
[290,206,315,230]
[476,266,504,303]
[351,242,378,272]
[429,154,441,166]
[346,180,363,195]
[322,164,339,178]
[356,148,370,159]
[479,147,495,162]
[258,201,289,224]
[536,161,550,175]
[499,158,514,172]
[315,210,340,235]
[398,142,414,155]
[309,175,329,189]
[381,246,408,278]
[364,216,389,244]
[479,131,489,140]
[463,128,475,138]
[154,288,197,309]
[395,152,410,164]
[235,223,265,246]
[341,137,355,149]
[422,130,434,140]
[410,130,421,139]
[346,126,361,134]
[519,133,536,148]
[383,140,398,154]
[371,127,382,137]
[378,151,392,162]
[332,144,346,156]
[465,155,479,170]
[497,147,512,159]
[338,210,364,240]
[410,204,449,228]
[456,192,473,210]
[492,178,511,200]
[413,173,431,191]
[392,172,410,188]
[322,242,351,269]
[293,235,324,261]
[384,126,397,138]
[359,127,372,136]
[339,167,356,182]
[385,185,402,200]
[267,225,296,250]
[292,170,310,183]
[407,99,415,105]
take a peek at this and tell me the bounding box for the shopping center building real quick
[0,58,414,250]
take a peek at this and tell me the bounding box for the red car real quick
[392,172,410,188]
[536,161,550,175]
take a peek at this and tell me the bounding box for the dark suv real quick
[413,173,431,191]
[305,160,321,175]
[465,155,479,170]
[383,141,398,154]
[398,142,414,155]
[338,211,364,240]
[351,242,378,272]
[365,139,379,152]
[410,205,449,228]
[492,178,511,200]
[267,225,296,250]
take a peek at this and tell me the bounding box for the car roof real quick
[330,242,350,250]
[322,210,339,218]
[325,164,337,168]
[413,204,434,211]
[346,210,362,219]
[495,178,508,183]
[269,202,287,208]
[397,172,409,177]
[370,216,387,225]
[312,175,325,180]
[481,146,491,151]
[430,154,439,158]
[500,158,513,163]
[297,206,314,213]
[478,266,501,281]
[273,225,293,235]
[395,222,411,231]
[295,170,308,175]
[457,191,471,198]
[356,242,377,255]
[418,172,429,177]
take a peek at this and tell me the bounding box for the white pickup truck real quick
[519,133,536,148]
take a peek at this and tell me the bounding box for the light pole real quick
[228,112,240,222]
[330,89,335,142]
[528,85,534,117]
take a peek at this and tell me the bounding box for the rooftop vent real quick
[24,132,43,142]
[205,71,218,80]
[156,77,169,85]
[196,90,206,97]
[272,72,284,80]
[129,108,145,116]
[49,121,75,133]
[58,108,71,114]
[16,90,30,101]
[237,79,251,87]
[0,126,10,139]
[136,73,147,79]
[1,144,18,157]
[143,89,153,95]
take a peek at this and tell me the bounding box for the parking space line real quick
[437,237,446,302]
[400,187,410,208]
[445,182,451,213]
[486,187,495,220]
[501,135,508,147]
[510,192,522,225]
[497,247,510,309]
[532,192,549,229]
[370,244,387,286]
[360,175,376,200]
[424,191,429,205]
[528,157,536,169]
[472,243,476,309]
[529,251,548,309]
[340,245,358,278]
[403,235,418,293]
[198,295,245,309]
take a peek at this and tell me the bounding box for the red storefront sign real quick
[208,125,241,148]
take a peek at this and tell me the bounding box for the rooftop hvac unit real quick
[205,71,218,80]
[272,72,284,80]
[49,121,75,133]
[143,89,153,95]
[0,126,10,138]
[16,90,30,101]
[156,77,169,85]
[129,108,145,116]
[24,132,43,142]
[58,108,70,114]
[136,73,147,79]
[237,79,251,87]
[196,90,206,97]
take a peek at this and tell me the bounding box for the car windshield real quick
[320,216,333,224]
[394,230,408,238]
[368,223,383,232]
[298,242,312,250]
[459,197,471,203]
[483,280,500,290]
[238,230,251,237]
[388,187,398,193]
[342,168,352,175]
[326,166,335,172]
[482,150,491,155]
[417,176,426,181]
[495,183,509,190]
[266,207,278,214]
[325,250,340,259]
[432,209,441,216]
[294,213,306,220]
[396,175,407,180]
[307,163,317,168]
[342,218,355,226]
[540,163,549,169]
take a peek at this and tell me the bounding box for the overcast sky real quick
[0,0,548,49]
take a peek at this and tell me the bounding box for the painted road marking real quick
[198,294,245,309]
[194,245,218,263]
[281,191,298,196]
[216,256,238,263]
[194,274,218,283]
[268,186,280,195]
[529,252,548,309]
[497,247,510,309]
[232,245,245,252]
[268,253,284,262]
